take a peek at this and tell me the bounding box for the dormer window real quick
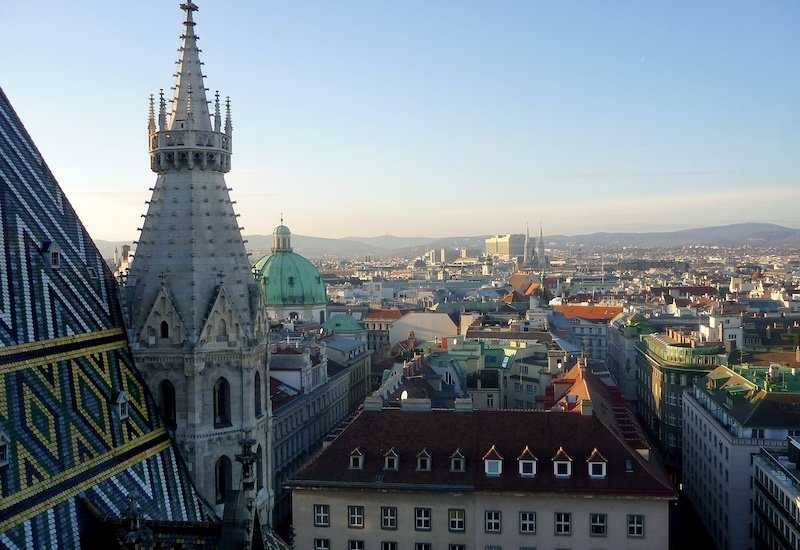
[43,242,61,269]
[416,448,432,471]
[587,448,608,479]
[115,392,129,421]
[517,445,538,478]
[384,447,399,470]
[552,446,572,478]
[0,431,9,467]
[483,444,503,477]
[450,449,465,472]
[349,447,364,470]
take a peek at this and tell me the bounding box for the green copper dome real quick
[253,224,328,307]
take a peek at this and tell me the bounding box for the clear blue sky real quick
[2,1,798,241]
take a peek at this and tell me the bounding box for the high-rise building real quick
[484,234,525,261]
[122,1,271,519]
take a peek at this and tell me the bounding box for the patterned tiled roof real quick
[0,87,217,547]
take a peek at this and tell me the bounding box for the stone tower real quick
[122,1,271,520]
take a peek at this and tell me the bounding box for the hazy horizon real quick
[2,1,798,242]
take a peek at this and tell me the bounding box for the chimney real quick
[401,398,432,411]
[454,398,474,412]
[581,399,593,416]
[364,396,382,410]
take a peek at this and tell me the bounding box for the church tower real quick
[122,2,271,520]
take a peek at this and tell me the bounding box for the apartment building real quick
[753,437,800,549]
[636,327,725,467]
[682,364,800,549]
[288,401,675,549]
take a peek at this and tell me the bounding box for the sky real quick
[1,1,798,241]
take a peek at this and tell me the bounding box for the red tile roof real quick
[365,309,407,320]
[291,408,675,497]
[552,304,623,322]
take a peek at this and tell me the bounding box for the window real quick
[159,379,176,429]
[381,542,397,550]
[627,514,645,537]
[449,508,465,532]
[417,448,432,471]
[384,448,399,470]
[254,371,263,416]
[256,444,264,490]
[484,445,503,476]
[314,540,330,550]
[555,512,571,535]
[313,504,330,527]
[160,320,169,338]
[215,455,232,504]
[485,459,502,476]
[449,546,466,550]
[519,511,536,534]
[552,447,572,478]
[116,392,129,420]
[349,448,364,470]
[381,506,397,530]
[348,505,364,528]
[415,544,431,550]
[519,459,536,477]
[415,507,431,530]
[486,393,495,407]
[590,513,607,536]
[451,449,466,472]
[349,542,365,550]
[213,377,231,427]
[485,510,502,533]
[589,461,606,479]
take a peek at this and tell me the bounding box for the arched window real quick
[214,377,231,427]
[217,318,227,340]
[254,371,262,417]
[215,455,232,504]
[160,320,169,339]
[256,444,264,490]
[159,379,177,430]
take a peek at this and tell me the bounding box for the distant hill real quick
[93,223,800,262]
[547,223,800,248]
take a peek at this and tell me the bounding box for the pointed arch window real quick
[256,444,264,490]
[160,320,169,339]
[254,371,263,417]
[159,379,177,429]
[217,318,227,342]
[215,455,232,504]
[214,377,231,427]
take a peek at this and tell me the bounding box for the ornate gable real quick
[136,286,188,348]
[198,285,247,349]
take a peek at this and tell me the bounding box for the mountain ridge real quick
[94,222,800,260]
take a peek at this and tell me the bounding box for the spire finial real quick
[214,90,221,132]
[158,89,166,130]
[280,212,284,225]
[148,94,156,133]
[167,1,212,131]
[224,96,232,135]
